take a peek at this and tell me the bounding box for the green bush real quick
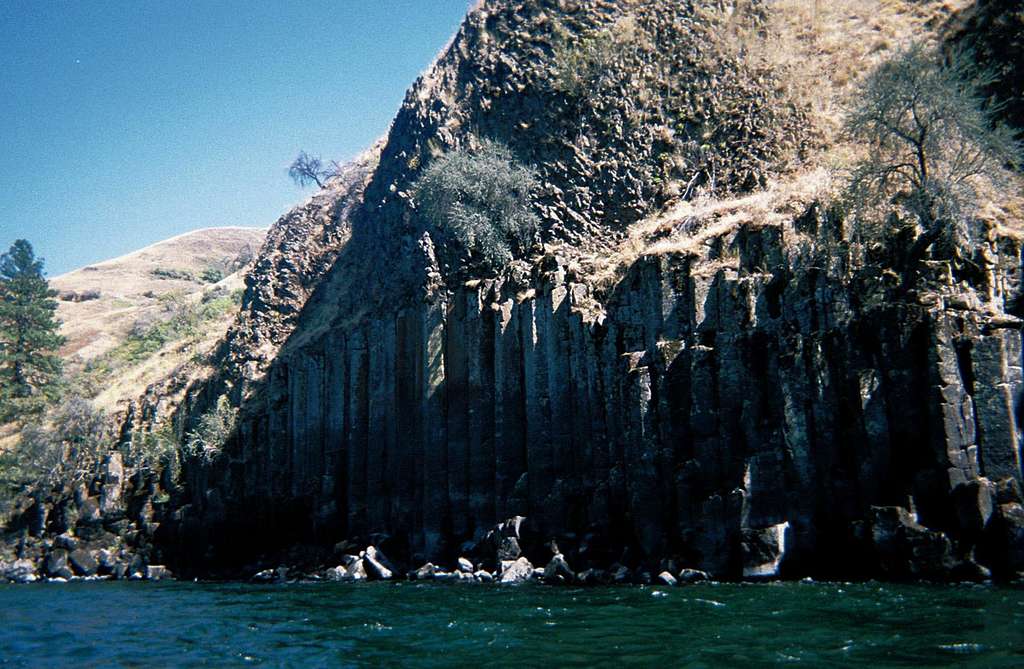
[413,140,539,267]
[130,422,179,473]
[200,267,225,284]
[151,267,196,282]
[113,291,238,365]
[184,395,236,462]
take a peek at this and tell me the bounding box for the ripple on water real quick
[939,642,988,654]
[0,581,1021,667]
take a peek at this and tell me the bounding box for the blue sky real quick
[0,0,472,276]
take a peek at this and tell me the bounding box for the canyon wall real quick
[6,0,1023,584]
[169,213,1024,579]
[154,0,1024,580]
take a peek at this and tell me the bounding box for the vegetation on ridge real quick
[68,288,243,400]
[844,43,1022,290]
[289,151,339,189]
[413,140,540,268]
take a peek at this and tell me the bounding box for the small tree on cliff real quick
[413,139,539,267]
[845,43,1021,289]
[0,240,64,423]
[288,151,337,189]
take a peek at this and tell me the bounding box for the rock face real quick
[543,554,575,583]
[499,557,534,584]
[949,0,1024,131]
[69,549,99,577]
[363,546,394,580]
[167,216,1024,580]
[1,560,38,584]
[45,550,73,580]
[129,0,1024,582]
[868,507,957,580]
[99,453,125,515]
[657,571,677,586]
[742,522,789,579]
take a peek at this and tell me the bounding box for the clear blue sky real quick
[0,0,472,276]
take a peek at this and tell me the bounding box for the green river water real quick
[0,580,1021,667]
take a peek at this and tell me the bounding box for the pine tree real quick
[0,240,65,423]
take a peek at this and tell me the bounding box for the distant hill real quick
[52,227,265,360]
[49,226,266,410]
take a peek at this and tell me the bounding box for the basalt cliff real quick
[5,0,1024,584]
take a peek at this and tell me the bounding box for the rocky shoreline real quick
[242,501,1024,587]
[0,451,175,585]
[6,503,1022,586]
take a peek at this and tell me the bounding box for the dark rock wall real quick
[175,221,1024,579]
[151,0,1024,579]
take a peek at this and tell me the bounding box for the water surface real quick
[0,580,1021,667]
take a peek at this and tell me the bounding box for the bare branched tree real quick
[845,43,1021,289]
[0,397,109,503]
[288,151,337,189]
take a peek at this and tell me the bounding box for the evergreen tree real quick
[0,240,64,423]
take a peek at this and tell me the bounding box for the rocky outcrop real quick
[107,0,1024,584]
[948,0,1024,131]
[544,553,575,583]
[742,522,789,579]
[0,448,181,583]
[499,557,535,584]
[162,208,1024,581]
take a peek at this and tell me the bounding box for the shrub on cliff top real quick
[413,140,539,268]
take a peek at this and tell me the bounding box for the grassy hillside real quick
[50,227,265,411]
[51,228,264,359]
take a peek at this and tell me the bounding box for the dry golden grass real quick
[89,317,227,413]
[0,423,17,454]
[52,227,265,362]
[576,0,1024,291]
[51,227,266,412]
[755,0,974,151]
[584,168,836,290]
[978,188,1024,241]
